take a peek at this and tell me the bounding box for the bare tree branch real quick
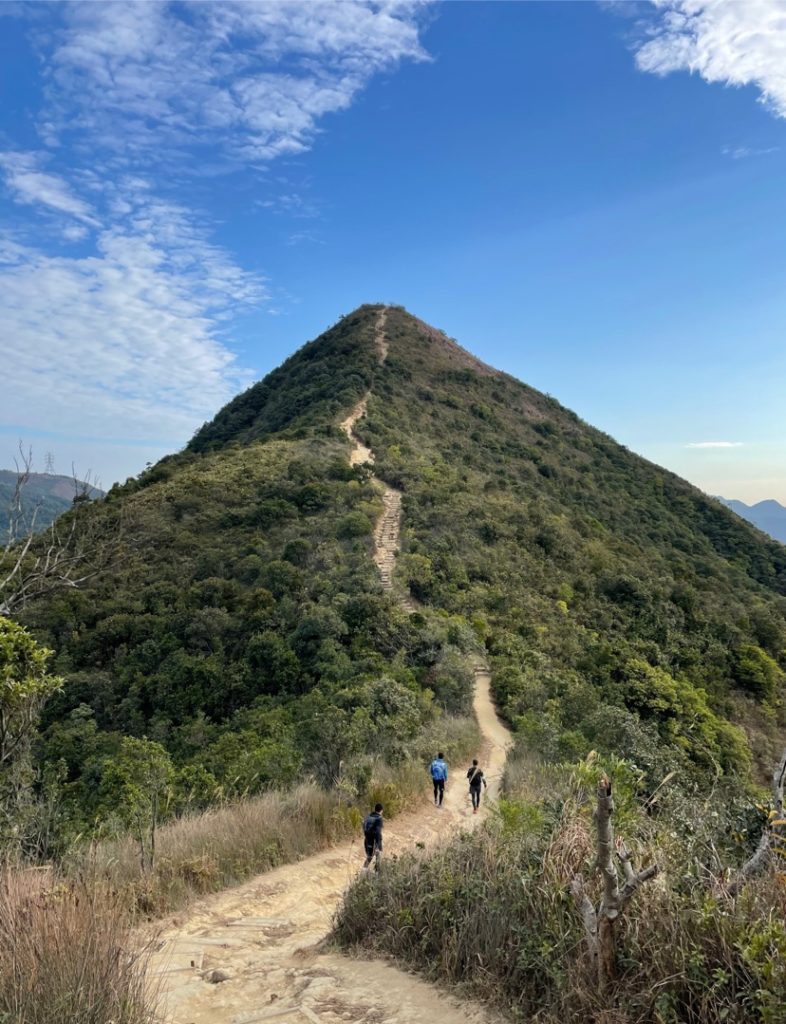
[618,837,659,905]
[1,447,116,618]
[5,443,39,548]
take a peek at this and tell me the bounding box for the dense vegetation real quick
[9,308,476,855]
[362,306,786,784]
[7,302,786,857]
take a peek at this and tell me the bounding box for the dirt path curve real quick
[152,309,512,1024]
[153,675,510,1024]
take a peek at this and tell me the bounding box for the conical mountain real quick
[25,305,786,822]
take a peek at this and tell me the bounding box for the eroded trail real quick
[153,309,512,1024]
[339,310,416,612]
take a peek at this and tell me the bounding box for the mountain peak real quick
[186,303,510,455]
[188,304,383,453]
[22,297,786,853]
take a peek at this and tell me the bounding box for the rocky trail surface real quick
[152,310,513,1024]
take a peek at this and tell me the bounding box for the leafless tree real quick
[571,775,659,991]
[4,445,37,548]
[1,444,114,619]
[71,461,100,503]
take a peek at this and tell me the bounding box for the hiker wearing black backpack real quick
[467,759,487,814]
[362,802,384,869]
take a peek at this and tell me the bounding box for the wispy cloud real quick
[0,200,263,444]
[722,144,780,160]
[286,230,325,247]
[686,441,744,449]
[0,151,99,225]
[61,223,90,241]
[634,1,786,119]
[258,192,321,218]
[44,1,430,164]
[1,2,431,477]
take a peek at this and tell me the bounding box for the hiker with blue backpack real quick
[430,751,448,807]
[362,802,384,870]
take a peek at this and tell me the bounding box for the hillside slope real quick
[362,307,786,778]
[20,304,786,839]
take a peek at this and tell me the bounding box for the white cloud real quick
[685,441,744,448]
[45,1,430,163]
[0,199,263,446]
[0,2,431,478]
[721,143,779,159]
[635,1,786,118]
[258,191,320,218]
[286,230,324,247]
[0,151,99,225]
[61,223,89,241]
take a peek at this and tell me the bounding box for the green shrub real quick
[733,644,784,702]
[336,511,374,538]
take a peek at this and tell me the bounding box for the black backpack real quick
[363,813,378,839]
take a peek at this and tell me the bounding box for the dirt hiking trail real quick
[152,309,513,1024]
[339,310,415,613]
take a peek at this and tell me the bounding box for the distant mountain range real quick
[0,470,104,537]
[717,497,786,544]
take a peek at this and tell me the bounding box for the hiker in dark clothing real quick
[430,751,448,807]
[467,759,487,814]
[362,802,384,869]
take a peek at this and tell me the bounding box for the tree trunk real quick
[598,914,618,990]
[571,773,658,993]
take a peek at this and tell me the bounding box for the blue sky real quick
[2,1,786,502]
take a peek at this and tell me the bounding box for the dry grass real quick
[0,715,480,1021]
[88,783,355,914]
[0,865,156,1024]
[76,714,481,917]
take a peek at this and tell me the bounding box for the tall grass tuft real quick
[87,783,353,914]
[0,865,155,1024]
